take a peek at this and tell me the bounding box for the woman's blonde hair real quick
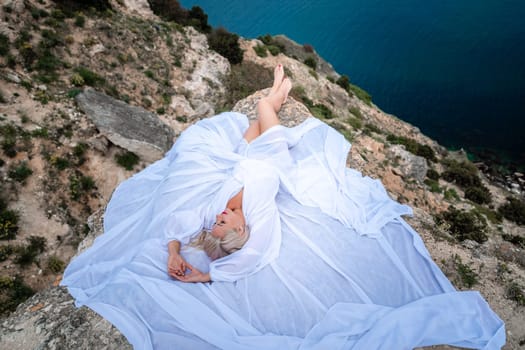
[190,226,250,261]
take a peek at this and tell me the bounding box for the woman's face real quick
[211,208,244,239]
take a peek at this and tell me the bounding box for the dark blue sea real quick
[181,0,525,170]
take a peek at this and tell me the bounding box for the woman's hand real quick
[167,252,188,279]
[174,263,210,283]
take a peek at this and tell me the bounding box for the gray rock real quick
[76,89,175,162]
[0,287,131,350]
[387,145,428,183]
[6,72,21,84]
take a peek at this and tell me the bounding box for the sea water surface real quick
[181,0,525,170]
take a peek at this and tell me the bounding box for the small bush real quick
[506,282,525,306]
[348,106,363,119]
[53,0,112,15]
[347,116,362,130]
[387,134,437,162]
[115,151,140,170]
[444,188,460,201]
[454,255,478,288]
[349,84,372,105]
[0,275,35,316]
[8,162,33,183]
[67,88,82,98]
[473,205,502,224]
[435,207,488,243]
[20,44,37,68]
[0,33,9,56]
[74,13,85,27]
[73,66,105,86]
[253,44,267,58]
[223,61,273,109]
[426,168,440,180]
[267,45,280,56]
[144,70,155,79]
[498,197,525,225]
[502,234,525,248]
[310,103,336,120]
[0,208,19,240]
[47,255,65,273]
[50,156,70,170]
[336,75,350,90]
[304,56,317,70]
[0,245,13,261]
[424,179,442,193]
[441,159,481,188]
[207,27,243,64]
[364,123,382,135]
[464,185,492,205]
[14,236,46,266]
[69,173,96,200]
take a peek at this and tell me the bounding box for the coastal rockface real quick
[0,0,524,348]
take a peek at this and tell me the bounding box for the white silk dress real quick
[62,112,505,349]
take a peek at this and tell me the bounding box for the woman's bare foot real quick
[269,64,285,96]
[266,77,292,112]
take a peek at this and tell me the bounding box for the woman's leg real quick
[244,65,292,142]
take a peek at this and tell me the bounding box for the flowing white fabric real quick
[62,112,505,349]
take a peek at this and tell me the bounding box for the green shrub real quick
[14,236,46,266]
[267,45,280,56]
[349,84,372,105]
[310,103,336,120]
[304,56,317,70]
[51,156,70,170]
[187,6,211,32]
[73,66,105,86]
[426,168,440,180]
[0,245,13,261]
[222,61,273,109]
[348,106,363,119]
[0,207,19,240]
[253,44,267,57]
[387,134,437,162]
[364,123,382,135]
[336,75,350,90]
[502,234,525,248]
[257,34,285,54]
[441,159,481,188]
[20,44,38,68]
[207,27,243,64]
[0,275,35,316]
[444,188,460,201]
[144,70,155,79]
[464,185,492,205]
[67,88,82,98]
[115,151,140,170]
[69,173,96,200]
[47,255,65,273]
[40,29,63,49]
[473,205,502,224]
[347,116,362,130]
[453,255,478,288]
[31,127,49,138]
[74,13,85,27]
[506,282,525,306]
[8,162,33,183]
[0,33,9,56]
[435,206,488,243]
[498,197,525,225]
[0,90,5,104]
[424,179,442,193]
[53,0,112,15]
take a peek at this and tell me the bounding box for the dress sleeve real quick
[209,160,282,282]
[163,210,203,246]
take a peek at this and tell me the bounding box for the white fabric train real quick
[62,112,505,349]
